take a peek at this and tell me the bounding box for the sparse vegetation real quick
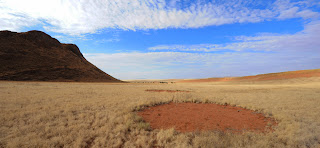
[1,77,320,147]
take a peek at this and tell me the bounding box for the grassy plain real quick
[1,77,320,147]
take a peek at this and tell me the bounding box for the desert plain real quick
[1,73,320,148]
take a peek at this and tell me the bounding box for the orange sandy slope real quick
[178,69,320,83]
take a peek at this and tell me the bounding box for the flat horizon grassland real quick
[1,78,320,148]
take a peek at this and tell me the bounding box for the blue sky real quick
[1,0,320,79]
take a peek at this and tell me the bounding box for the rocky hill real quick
[0,30,121,82]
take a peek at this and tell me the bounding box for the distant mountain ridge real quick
[0,30,121,82]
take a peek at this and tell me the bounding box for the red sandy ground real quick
[178,69,320,83]
[145,89,191,93]
[138,102,277,133]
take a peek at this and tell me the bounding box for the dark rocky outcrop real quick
[0,30,121,82]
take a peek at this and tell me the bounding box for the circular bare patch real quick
[138,102,277,133]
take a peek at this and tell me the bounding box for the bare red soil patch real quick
[145,89,191,93]
[138,102,277,133]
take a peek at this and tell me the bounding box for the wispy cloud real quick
[149,21,320,52]
[148,44,226,52]
[52,34,91,44]
[95,33,121,44]
[85,20,320,79]
[84,51,320,79]
[1,0,319,35]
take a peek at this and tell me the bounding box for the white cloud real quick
[94,32,120,43]
[85,21,320,79]
[149,21,320,52]
[84,51,320,79]
[149,44,225,52]
[297,9,320,19]
[278,7,300,19]
[0,0,319,35]
[0,4,40,31]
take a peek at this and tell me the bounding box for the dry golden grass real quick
[1,77,320,147]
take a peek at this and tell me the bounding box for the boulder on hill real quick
[0,30,121,82]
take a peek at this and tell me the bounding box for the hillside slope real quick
[0,30,121,82]
[178,69,320,83]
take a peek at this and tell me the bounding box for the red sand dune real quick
[178,69,320,83]
[0,30,121,82]
[138,102,277,133]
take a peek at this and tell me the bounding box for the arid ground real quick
[1,75,320,148]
